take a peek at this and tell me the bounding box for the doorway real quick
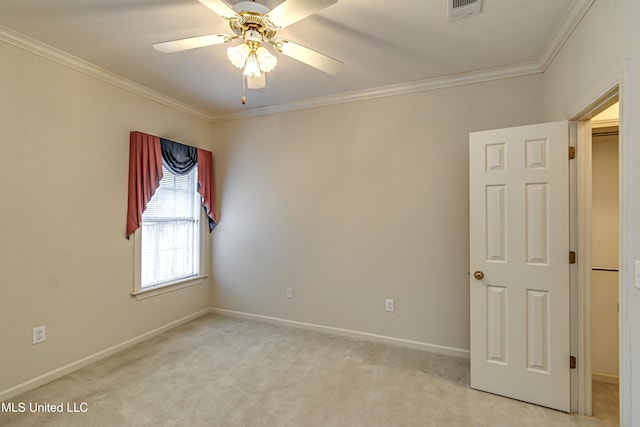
[590,103,620,423]
[571,86,623,419]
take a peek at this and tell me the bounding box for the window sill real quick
[131,274,208,300]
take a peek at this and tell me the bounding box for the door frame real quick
[570,62,630,422]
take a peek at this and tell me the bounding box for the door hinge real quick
[569,146,576,159]
[569,251,576,264]
[570,355,577,369]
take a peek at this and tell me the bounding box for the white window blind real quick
[141,165,200,288]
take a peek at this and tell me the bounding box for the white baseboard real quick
[1,307,470,402]
[210,307,470,359]
[592,371,619,385]
[0,308,210,402]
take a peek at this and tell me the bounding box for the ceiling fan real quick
[153,0,343,96]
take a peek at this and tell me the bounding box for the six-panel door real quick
[469,121,571,412]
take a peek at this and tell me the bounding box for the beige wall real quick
[591,133,619,381]
[210,74,544,352]
[0,41,212,395]
[542,0,640,422]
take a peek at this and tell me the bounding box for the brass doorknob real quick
[473,271,484,280]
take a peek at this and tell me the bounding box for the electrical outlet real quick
[286,288,293,298]
[385,299,394,312]
[32,326,46,344]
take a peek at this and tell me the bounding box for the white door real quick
[469,121,571,412]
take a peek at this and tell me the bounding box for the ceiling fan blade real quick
[267,0,337,29]
[153,34,232,53]
[274,39,343,75]
[198,0,238,19]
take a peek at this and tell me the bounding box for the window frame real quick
[131,167,208,300]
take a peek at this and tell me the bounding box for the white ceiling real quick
[0,0,586,119]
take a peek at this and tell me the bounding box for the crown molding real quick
[0,25,210,122]
[4,22,538,125]
[537,0,596,71]
[210,61,543,122]
[2,0,592,125]
[212,0,595,122]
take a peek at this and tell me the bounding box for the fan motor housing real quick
[229,1,277,39]
[229,11,277,39]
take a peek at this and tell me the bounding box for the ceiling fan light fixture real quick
[226,44,250,68]
[256,47,277,72]
[243,52,262,78]
[228,43,276,79]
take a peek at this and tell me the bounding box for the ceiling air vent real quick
[449,0,482,22]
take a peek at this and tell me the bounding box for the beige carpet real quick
[1,314,617,426]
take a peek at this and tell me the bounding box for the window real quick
[127,131,216,299]
[135,165,203,294]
